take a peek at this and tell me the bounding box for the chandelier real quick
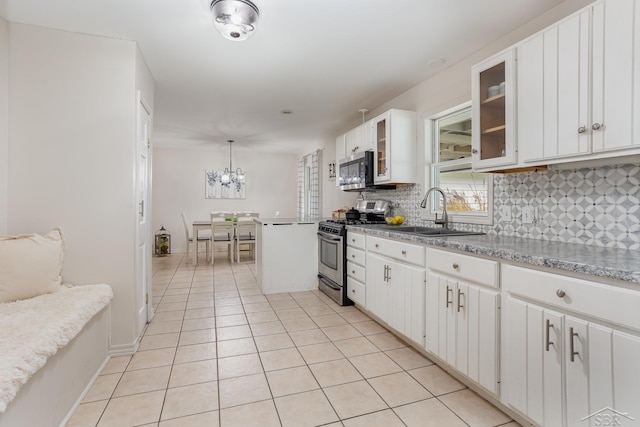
[220,140,245,184]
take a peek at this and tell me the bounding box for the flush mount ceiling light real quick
[209,0,260,41]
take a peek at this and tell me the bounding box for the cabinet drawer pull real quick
[591,122,602,131]
[352,289,356,293]
[472,148,478,154]
[401,250,407,255]
[375,244,379,248]
[387,265,391,281]
[457,288,464,312]
[352,254,356,258]
[452,263,459,270]
[569,327,579,362]
[577,125,587,134]
[446,285,453,308]
[545,319,554,351]
[352,270,355,274]
[556,289,566,298]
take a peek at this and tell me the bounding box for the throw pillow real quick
[0,227,64,303]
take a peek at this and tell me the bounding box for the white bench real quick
[0,284,113,427]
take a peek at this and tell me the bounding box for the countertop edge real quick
[347,225,640,285]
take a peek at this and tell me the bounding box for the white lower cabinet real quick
[425,248,500,395]
[503,264,640,427]
[365,237,426,346]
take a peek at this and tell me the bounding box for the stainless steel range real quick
[317,200,389,305]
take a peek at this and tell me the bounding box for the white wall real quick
[8,23,154,349]
[0,16,8,234]
[152,147,298,253]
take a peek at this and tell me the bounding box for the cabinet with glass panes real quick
[471,49,516,170]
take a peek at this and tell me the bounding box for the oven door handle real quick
[317,231,342,241]
[318,275,341,291]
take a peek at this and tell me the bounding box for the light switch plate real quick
[522,206,534,224]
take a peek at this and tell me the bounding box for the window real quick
[423,102,493,225]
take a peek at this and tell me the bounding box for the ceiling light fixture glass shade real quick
[210,0,260,41]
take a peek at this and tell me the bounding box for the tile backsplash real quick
[364,163,640,250]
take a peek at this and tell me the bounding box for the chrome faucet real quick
[420,187,449,228]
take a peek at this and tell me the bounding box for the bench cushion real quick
[0,283,113,413]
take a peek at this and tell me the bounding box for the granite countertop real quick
[255,217,320,225]
[347,225,640,285]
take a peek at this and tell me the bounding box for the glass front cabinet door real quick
[471,48,516,171]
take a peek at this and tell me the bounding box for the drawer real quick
[367,236,425,267]
[347,276,365,306]
[503,264,640,332]
[347,246,365,266]
[347,261,365,283]
[347,232,366,250]
[426,248,498,288]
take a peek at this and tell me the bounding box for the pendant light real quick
[209,0,260,41]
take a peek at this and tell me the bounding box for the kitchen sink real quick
[379,225,485,237]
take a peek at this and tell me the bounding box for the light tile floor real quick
[67,253,521,427]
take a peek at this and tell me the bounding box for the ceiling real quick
[1,0,567,154]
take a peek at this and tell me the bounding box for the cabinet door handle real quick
[472,148,478,154]
[387,265,391,281]
[592,123,602,131]
[383,265,387,282]
[401,250,407,255]
[446,285,453,308]
[452,263,459,269]
[352,254,356,258]
[569,327,579,362]
[578,125,587,134]
[457,288,464,312]
[545,319,554,351]
[375,244,379,248]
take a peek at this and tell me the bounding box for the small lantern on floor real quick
[155,226,171,256]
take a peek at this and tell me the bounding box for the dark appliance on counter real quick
[317,200,390,305]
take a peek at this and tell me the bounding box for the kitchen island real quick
[255,218,320,294]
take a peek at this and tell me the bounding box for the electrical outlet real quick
[522,206,534,224]
[500,206,512,222]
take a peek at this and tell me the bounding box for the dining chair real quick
[181,212,211,264]
[210,211,234,264]
[234,212,258,262]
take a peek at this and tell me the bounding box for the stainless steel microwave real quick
[337,151,374,191]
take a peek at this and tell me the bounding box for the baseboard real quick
[108,340,139,357]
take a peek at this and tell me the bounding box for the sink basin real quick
[380,225,485,237]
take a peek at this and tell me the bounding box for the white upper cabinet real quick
[471,49,517,171]
[517,0,640,166]
[344,121,373,157]
[373,109,417,183]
